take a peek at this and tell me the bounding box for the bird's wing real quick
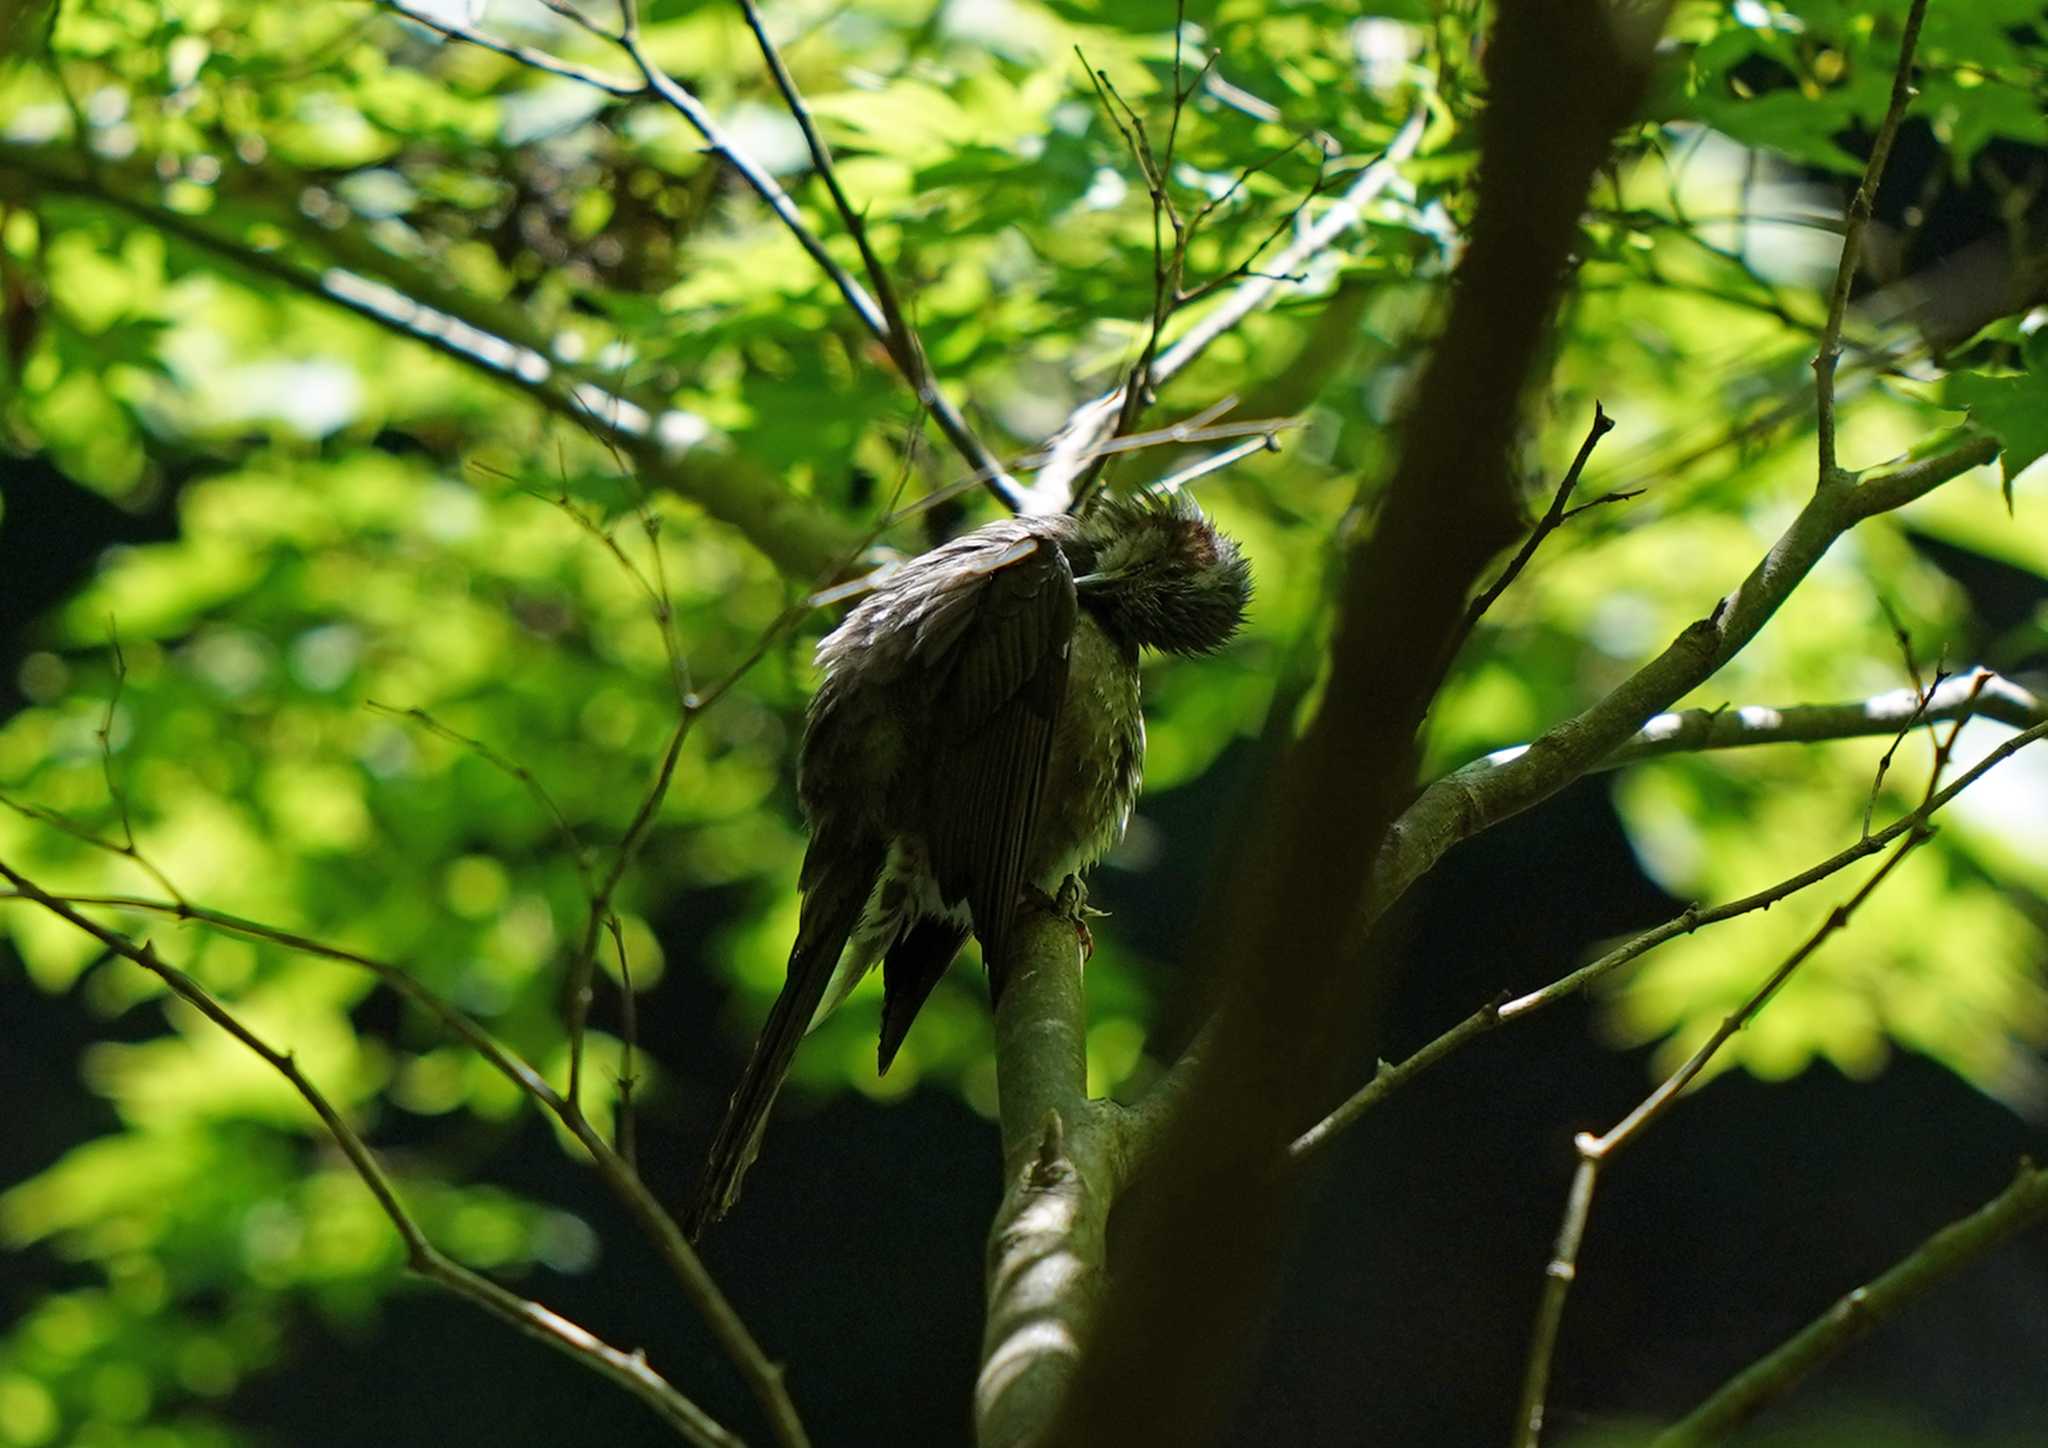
[907,530,1077,987]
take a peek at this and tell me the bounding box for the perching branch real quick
[0,862,744,1448]
[976,903,1113,1448]
[1649,1161,2048,1447]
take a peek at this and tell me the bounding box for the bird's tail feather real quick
[684,844,879,1240]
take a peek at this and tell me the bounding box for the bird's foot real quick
[1047,875,1102,961]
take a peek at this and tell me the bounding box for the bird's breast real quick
[1030,613,1144,883]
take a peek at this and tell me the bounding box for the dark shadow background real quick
[5,122,2048,1448]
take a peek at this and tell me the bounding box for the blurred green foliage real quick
[1,0,2044,1440]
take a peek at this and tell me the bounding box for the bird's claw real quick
[1023,877,1101,959]
[1054,875,1096,961]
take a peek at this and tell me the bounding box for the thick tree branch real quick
[1650,1161,2048,1448]
[1368,431,1999,930]
[1596,670,2041,769]
[1443,669,2043,782]
[0,863,745,1448]
[1049,8,1661,1443]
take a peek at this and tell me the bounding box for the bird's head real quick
[1072,491,1252,656]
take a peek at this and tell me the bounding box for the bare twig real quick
[1146,431,1284,496]
[1651,1161,2048,1447]
[95,630,180,900]
[730,1,1022,509]
[516,465,694,708]
[0,632,187,907]
[1814,0,1929,482]
[0,863,742,1448]
[370,0,1019,509]
[1064,21,1226,513]
[1514,827,1927,1447]
[1863,664,1947,836]
[1450,402,1620,658]
[1019,105,1427,512]
[1286,997,1505,1160]
[366,701,596,898]
[608,913,640,1167]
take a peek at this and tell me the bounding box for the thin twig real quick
[1451,403,1619,658]
[1861,663,1952,838]
[1064,23,1333,512]
[1512,679,1979,1448]
[366,701,597,899]
[1146,431,1284,496]
[730,0,1022,509]
[608,913,640,1167]
[0,863,742,1448]
[0,633,189,907]
[1814,0,1929,482]
[1293,713,2048,1162]
[1021,105,1427,512]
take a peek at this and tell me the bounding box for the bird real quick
[684,489,1252,1238]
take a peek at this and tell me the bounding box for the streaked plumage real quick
[685,492,1250,1238]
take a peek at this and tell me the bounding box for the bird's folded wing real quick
[908,531,1077,983]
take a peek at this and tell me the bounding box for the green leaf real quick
[1946,344,2048,508]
